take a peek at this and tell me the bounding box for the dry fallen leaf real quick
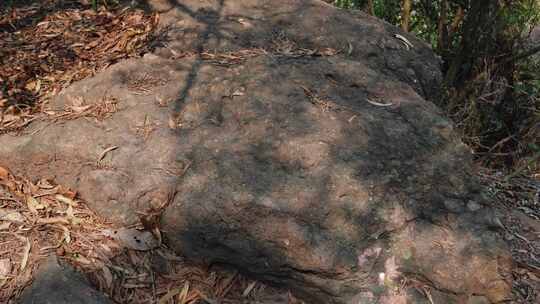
[178,281,190,304]
[70,105,92,113]
[102,227,160,251]
[0,222,11,230]
[64,205,81,225]
[0,166,9,180]
[72,254,92,265]
[37,217,70,225]
[36,179,55,189]
[26,196,45,214]
[0,209,25,223]
[159,283,186,304]
[55,194,78,207]
[101,265,114,289]
[0,259,11,279]
[59,224,71,244]
[242,281,257,297]
[20,237,31,271]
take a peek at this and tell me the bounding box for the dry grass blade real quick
[178,281,190,304]
[55,194,77,207]
[159,284,184,304]
[242,281,257,297]
[19,237,31,272]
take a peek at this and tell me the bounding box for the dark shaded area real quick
[19,255,113,304]
[160,53,508,303]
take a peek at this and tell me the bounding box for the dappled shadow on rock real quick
[0,0,512,303]
[159,54,512,303]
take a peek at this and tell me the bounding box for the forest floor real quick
[478,169,540,303]
[0,1,539,303]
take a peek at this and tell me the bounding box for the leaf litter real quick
[0,0,160,133]
[0,165,302,303]
[479,168,540,303]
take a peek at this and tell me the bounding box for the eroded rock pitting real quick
[0,1,512,303]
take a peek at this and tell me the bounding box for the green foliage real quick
[373,0,401,24]
[91,0,121,11]
[333,0,364,9]
[502,0,540,33]
[334,0,401,24]
[5,0,14,10]
[333,0,540,172]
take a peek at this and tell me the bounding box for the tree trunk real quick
[401,0,412,32]
[445,0,500,86]
[437,0,448,52]
[366,0,375,15]
[448,6,464,41]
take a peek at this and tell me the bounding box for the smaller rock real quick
[19,255,112,304]
[150,253,171,275]
[102,227,159,251]
[473,209,505,229]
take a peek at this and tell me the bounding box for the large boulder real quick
[0,0,512,303]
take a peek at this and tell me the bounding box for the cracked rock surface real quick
[0,0,512,303]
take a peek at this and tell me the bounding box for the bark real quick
[448,6,464,41]
[366,0,375,15]
[445,0,500,86]
[438,0,449,52]
[401,0,412,32]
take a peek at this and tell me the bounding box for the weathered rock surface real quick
[19,255,112,304]
[0,0,513,303]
